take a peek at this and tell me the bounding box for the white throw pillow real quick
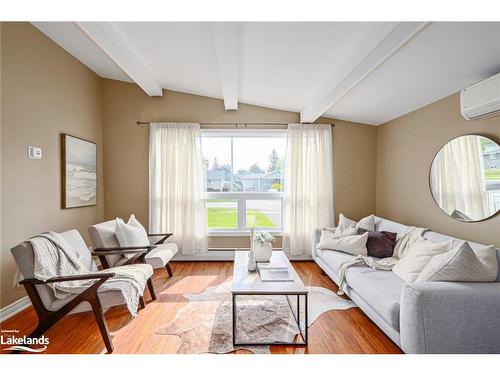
[392,238,453,283]
[338,213,357,229]
[127,214,149,236]
[318,232,369,256]
[338,213,375,232]
[115,215,149,259]
[334,226,359,238]
[416,242,498,282]
[319,226,358,245]
[319,228,337,244]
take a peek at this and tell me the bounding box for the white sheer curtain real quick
[149,123,207,255]
[283,124,334,256]
[430,135,489,221]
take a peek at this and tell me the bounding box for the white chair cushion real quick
[416,242,498,282]
[145,243,178,269]
[49,263,153,313]
[114,243,178,269]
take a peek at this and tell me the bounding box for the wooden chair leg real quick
[89,298,114,354]
[166,263,173,277]
[27,325,48,340]
[139,296,146,309]
[147,277,157,300]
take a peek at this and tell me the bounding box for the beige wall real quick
[331,118,377,220]
[376,92,500,247]
[101,79,377,249]
[1,23,104,308]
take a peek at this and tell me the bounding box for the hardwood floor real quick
[0,261,402,354]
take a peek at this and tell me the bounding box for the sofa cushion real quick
[345,267,405,330]
[374,216,407,238]
[316,247,357,274]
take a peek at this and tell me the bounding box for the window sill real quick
[208,230,284,237]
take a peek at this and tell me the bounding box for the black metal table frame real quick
[231,291,308,346]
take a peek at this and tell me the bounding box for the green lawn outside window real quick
[206,207,277,228]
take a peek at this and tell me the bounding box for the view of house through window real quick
[201,131,286,232]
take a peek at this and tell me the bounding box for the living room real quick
[1,0,500,372]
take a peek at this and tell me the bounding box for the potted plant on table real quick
[251,228,275,262]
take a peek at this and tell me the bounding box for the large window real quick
[201,130,286,233]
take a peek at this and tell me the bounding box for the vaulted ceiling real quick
[33,22,500,125]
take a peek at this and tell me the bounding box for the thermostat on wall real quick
[27,145,42,159]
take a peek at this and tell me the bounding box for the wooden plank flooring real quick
[0,261,401,354]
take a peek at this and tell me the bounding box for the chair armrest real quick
[93,245,156,252]
[92,246,156,269]
[148,233,172,245]
[400,281,500,354]
[148,233,172,237]
[20,272,115,285]
[91,249,149,256]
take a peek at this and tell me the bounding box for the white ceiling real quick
[327,22,500,124]
[33,22,500,125]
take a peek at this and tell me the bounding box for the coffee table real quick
[231,251,308,346]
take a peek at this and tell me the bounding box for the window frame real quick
[201,129,286,236]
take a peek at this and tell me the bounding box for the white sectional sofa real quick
[313,216,500,353]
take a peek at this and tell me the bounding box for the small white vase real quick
[253,242,273,262]
[247,251,257,271]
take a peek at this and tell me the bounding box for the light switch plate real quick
[27,146,42,159]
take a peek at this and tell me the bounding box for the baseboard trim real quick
[0,296,32,323]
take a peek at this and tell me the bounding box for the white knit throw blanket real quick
[28,232,152,316]
[336,226,427,295]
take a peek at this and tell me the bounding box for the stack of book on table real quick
[257,258,293,282]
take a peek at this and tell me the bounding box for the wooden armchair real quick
[10,229,155,353]
[89,220,177,278]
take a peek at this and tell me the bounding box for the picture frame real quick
[61,133,97,209]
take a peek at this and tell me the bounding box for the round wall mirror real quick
[430,134,500,222]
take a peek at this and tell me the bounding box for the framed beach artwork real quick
[61,134,97,208]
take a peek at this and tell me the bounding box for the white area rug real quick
[156,280,355,354]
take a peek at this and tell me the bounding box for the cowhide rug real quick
[156,280,355,354]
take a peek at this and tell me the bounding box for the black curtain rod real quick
[136,121,335,127]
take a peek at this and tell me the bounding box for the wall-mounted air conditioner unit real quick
[460,72,500,120]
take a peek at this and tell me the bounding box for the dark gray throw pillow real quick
[358,229,397,258]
